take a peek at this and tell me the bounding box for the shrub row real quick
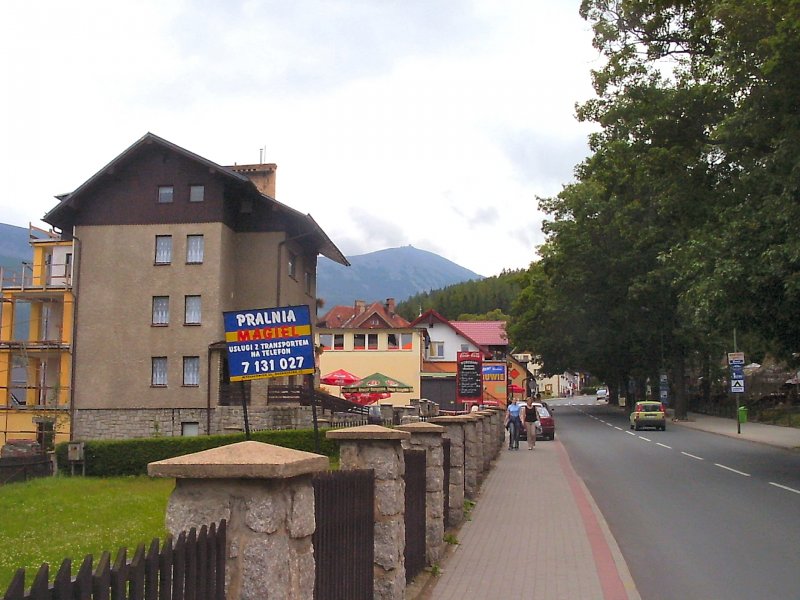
[55,429,339,477]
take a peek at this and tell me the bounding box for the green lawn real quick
[0,476,174,592]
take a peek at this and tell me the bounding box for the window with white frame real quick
[304,271,313,295]
[152,357,168,386]
[186,235,204,264]
[183,356,200,386]
[430,341,445,358]
[401,333,413,350]
[189,185,205,202]
[155,235,172,264]
[152,296,169,325]
[388,333,399,350]
[184,295,201,325]
[367,333,378,350]
[287,251,297,279]
[319,334,333,350]
[353,333,365,350]
[182,422,200,436]
[158,186,174,203]
[333,334,344,350]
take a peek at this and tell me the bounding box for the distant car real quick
[630,401,667,431]
[518,403,556,441]
[596,387,608,401]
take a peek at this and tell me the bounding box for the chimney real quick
[385,298,396,314]
[228,163,278,197]
[355,300,366,314]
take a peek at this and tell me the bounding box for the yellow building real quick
[0,226,74,449]
[315,299,423,405]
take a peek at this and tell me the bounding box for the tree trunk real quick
[672,352,688,420]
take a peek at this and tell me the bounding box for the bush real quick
[55,428,339,477]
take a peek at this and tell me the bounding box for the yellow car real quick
[630,401,667,431]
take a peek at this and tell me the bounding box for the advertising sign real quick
[457,351,483,404]
[222,305,314,382]
[727,352,745,366]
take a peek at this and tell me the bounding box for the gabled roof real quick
[318,301,411,329]
[410,309,489,356]
[451,321,508,347]
[43,132,348,266]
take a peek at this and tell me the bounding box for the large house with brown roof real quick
[315,299,424,403]
[42,133,347,439]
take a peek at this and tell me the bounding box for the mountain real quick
[316,245,483,310]
[0,224,33,271]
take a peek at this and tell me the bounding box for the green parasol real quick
[341,372,414,393]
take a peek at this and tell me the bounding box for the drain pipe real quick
[67,233,81,441]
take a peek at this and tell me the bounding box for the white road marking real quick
[714,463,750,477]
[638,436,651,442]
[606,423,614,427]
[681,452,704,460]
[769,482,800,495]
[626,431,636,436]
[656,442,672,449]
[614,426,623,431]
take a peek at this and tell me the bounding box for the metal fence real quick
[313,470,375,600]
[404,449,427,583]
[0,455,53,486]
[3,522,226,600]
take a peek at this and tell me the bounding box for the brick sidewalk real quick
[423,439,639,600]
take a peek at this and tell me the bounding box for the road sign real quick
[731,379,745,393]
[223,305,315,382]
[730,365,744,380]
[727,352,745,366]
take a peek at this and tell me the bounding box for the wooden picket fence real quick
[3,521,225,600]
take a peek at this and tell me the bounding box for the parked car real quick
[629,401,667,431]
[518,403,556,441]
[596,387,608,401]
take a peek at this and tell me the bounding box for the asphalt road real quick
[551,396,800,600]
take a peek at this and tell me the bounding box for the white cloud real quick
[0,0,600,277]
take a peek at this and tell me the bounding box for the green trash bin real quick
[737,406,748,424]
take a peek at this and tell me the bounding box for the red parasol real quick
[320,369,360,386]
[344,392,391,405]
[509,384,525,394]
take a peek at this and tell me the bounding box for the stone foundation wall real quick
[73,405,314,440]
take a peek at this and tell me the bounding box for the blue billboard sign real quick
[222,305,315,382]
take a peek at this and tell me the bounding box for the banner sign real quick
[482,364,506,381]
[457,351,483,404]
[222,305,314,382]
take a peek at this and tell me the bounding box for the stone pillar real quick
[396,422,446,566]
[461,416,480,499]
[147,441,328,600]
[327,425,410,600]
[478,411,493,473]
[428,416,468,528]
[472,414,486,484]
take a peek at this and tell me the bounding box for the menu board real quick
[457,351,483,403]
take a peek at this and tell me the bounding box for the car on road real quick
[630,401,667,431]
[596,387,608,401]
[518,403,556,441]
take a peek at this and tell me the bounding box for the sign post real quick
[223,305,315,439]
[457,351,483,409]
[728,352,746,434]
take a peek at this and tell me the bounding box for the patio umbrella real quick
[341,372,414,394]
[509,384,525,394]
[320,369,360,386]
[344,392,392,405]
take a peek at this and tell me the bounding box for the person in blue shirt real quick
[505,398,522,450]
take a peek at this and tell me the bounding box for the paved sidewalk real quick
[422,440,640,600]
[673,411,800,450]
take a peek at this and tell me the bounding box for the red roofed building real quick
[450,321,508,360]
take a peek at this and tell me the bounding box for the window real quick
[333,334,344,350]
[401,333,413,350]
[353,334,366,350]
[158,186,174,203]
[152,296,169,325]
[155,235,172,264]
[185,295,201,325]
[186,235,204,264]
[430,341,445,358]
[183,356,200,386]
[189,185,205,202]
[367,333,378,350]
[304,271,313,295]
[182,422,200,436]
[152,357,168,386]
[388,333,399,350]
[319,334,333,350]
[461,344,470,351]
[287,251,297,279]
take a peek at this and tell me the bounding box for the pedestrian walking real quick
[505,397,522,450]
[522,397,540,450]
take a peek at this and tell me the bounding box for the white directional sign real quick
[728,352,745,366]
[731,379,745,393]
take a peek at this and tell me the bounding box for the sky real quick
[0,0,601,278]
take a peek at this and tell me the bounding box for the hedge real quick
[55,428,340,477]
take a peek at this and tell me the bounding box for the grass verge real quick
[0,475,173,591]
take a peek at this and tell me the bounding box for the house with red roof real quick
[315,299,423,404]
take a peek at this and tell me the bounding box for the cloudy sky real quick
[0,0,600,277]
